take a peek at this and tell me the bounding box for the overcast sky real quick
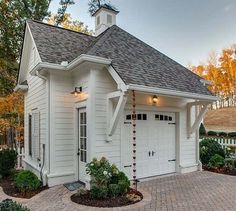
[49,0,236,67]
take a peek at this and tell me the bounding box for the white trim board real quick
[128,84,218,101]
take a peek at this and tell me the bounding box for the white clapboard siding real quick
[179,108,196,165]
[93,69,121,167]
[24,32,46,171]
[49,69,89,173]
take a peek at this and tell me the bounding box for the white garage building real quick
[15,5,217,187]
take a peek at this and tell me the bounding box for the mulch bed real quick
[0,177,48,199]
[204,167,236,176]
[71,188,143,208]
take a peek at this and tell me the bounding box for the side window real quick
[107,14,112,24]
[97,16,100,26]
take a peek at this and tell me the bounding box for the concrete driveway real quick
[139,171,236,211]
[1,171,236,210]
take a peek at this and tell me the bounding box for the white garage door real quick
[122,111,176,179]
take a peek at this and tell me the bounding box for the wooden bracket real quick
[187,102,209,138]
[106,91,127,141]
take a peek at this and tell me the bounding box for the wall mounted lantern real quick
[152,95,158,103]
[71,87,82,97]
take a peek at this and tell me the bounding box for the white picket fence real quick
[216,138,236,147]
[200,137,236,150]
[15,146,25,169]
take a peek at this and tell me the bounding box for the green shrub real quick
[218,132,227,137]
[90,185,109,199]
[0,199,30,211]
[200,138,225,165]
[108,184,121,197]
[111,171,130,193]
[0,149,17,177]
[86,157,130,199]
[225,158,236,169]
[15,170,41,193]
[199,123,206,136]
[207,131,217,136]
[208,154,225,168]
[228,132,236,138]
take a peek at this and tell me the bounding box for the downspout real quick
[35,70,50,184]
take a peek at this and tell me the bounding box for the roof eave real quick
[30,54,112,76]
[128,84,218,102]
[14,84,28,92]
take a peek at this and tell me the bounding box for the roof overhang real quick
[28,54,217,102]
[14,84,28,92]
[127,84,218,102]
[30,54,112,76]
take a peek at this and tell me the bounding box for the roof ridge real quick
[27,19,94,38]
[86,25,118,55]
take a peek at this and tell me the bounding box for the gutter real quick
[36,70,47,80]
[30,54,112,76]
[128,84,218,101]
[14,84,28,92]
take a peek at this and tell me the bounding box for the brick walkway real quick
[139,171,236,211]
[1,171,236,210]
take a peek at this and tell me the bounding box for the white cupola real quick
[92,4,119,36]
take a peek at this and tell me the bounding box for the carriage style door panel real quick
[122,111,176,179]
[78,108,87,182]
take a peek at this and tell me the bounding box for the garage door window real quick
[126,114,147,120]
[155,114,172,121]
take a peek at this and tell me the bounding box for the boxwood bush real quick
[200,138,225,165]
[218,132,227,137]
[208,154,225,168]
[228,132,236,138]
[0,149,17,178]
[0,199,30,211]
[207,131,218,136]
[15,170,41,193]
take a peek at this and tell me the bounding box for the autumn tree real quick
[0,0,76,95]
[0,93,24,146]
[191,45,236,108]
[48,13,92,34]
[53,0,75,26]
[0,0,76,146]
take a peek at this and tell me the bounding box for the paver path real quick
[139,171,236,211]
[1,171,236,211]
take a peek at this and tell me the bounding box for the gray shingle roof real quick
[27,20,213,96]
[27,20,96,64]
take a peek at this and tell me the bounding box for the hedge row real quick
[199,124,236,138]
[206,131,236,138]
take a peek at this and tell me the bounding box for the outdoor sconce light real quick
[71,87,82,97]
[152,95,158,103]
